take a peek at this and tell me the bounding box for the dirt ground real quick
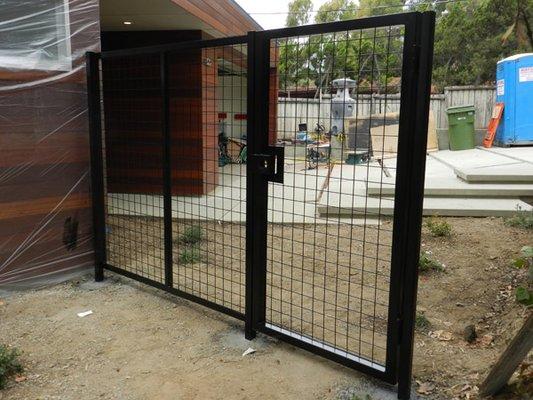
[0,217,531,399]
[107,216,392,366]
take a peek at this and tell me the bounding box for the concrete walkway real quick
[108,147,533,221]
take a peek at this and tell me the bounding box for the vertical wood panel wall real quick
[102,31,220,196]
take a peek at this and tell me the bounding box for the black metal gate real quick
[87,11,434,399]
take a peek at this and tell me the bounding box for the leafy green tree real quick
[286,0,313,27]
[279,0,532,92]
[315,0,357,23]
[432,0,532,89]
[279,0,402,93]
[357,0,405,17]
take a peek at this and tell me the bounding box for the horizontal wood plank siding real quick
[171,0,261,36]
[0,0,100,286]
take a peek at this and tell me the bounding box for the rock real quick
[463,324,477,343]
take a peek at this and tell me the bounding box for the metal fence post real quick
[86,51,106,282]
[161,51,173,288]
[245,30,270,340]
[245,31,257,340]
[397,11,435,400]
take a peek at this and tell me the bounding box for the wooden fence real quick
[277,86,496,137]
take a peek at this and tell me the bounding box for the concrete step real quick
[318,196,533,218]
[429,149,533,183]
[366,157,533,197]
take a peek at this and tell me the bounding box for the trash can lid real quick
[446,104,475,114]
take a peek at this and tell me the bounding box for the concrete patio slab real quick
[366,157,533,197]
[430,148,533,183]
[479,146,533,164]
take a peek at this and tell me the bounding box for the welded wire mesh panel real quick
[101,54,165,283]
[266,24,404,369]
[168,44,247,313]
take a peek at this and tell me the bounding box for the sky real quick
[235,0,332,30]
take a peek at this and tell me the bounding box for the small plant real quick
[419,252,445,273]
[415,312,431,332]
[514,246,533,307]
[515,286,533,307]
[350,395,372,400]
[505,209,533,230]
[178,245,203,264]
[425,216,452,237]
[178,226,204,244]
[0,344,23,389]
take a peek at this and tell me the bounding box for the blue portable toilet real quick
[495,53,533,146]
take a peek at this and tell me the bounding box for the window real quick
[0,0,72,71]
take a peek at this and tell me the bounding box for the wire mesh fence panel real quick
[90,14,432,395]
[264,24,405,371]
[101,53,166,284]
[100,42,248,316]
[168,44,248,315]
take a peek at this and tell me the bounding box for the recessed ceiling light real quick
[123,21,132,25]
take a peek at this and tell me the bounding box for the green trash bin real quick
[446,105,475,151]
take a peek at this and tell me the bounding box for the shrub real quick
[178,226,204,244]
[505,210,533,230]
[415,313,431,331]
[419,252,445,273]
[512,246,533,269]
[425,217,452,237]
[0,344,23,389]
[178,246,203,264]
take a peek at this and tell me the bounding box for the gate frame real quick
[86,35,249,322]
[87,11,435,400]
[245,11,435,399]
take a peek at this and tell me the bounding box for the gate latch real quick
[251,146,284,183]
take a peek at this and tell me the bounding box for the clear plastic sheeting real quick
[0,0,100,288]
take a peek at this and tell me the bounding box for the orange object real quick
[483,103,504,148]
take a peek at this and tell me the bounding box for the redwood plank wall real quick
[0,0,101,286]
[102,39,219,196]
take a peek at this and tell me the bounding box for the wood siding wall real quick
[102,31,219,196]
[0,0,100,286]
[171,0,261,36]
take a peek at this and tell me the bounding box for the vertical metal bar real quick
[161,51,173,287]
[245,31,270,339]
[397,11,435,400]
[254,31,271,332]
[384,13,418,383]
[86,51,106,282]
[245,32,257,340]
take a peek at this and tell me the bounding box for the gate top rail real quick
[99,35,248,59]
[98,12,420,60]
[261,11,418,39]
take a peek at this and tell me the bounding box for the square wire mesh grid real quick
[102,53,166,283]
[101,44,248,314]
[169,44,247,313]
[265,24,405,368]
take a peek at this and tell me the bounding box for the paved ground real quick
[107,147,533,221]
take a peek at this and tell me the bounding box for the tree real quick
[432,0,533,89]
[314,0,357,23]
[278,0,402,93]
[279,0,532,92]
[286,0,313,27]
[357,0,405,17]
